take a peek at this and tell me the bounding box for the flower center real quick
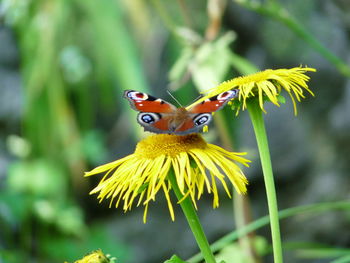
[135,134,207,158]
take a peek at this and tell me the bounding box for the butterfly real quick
[123,89,239,135]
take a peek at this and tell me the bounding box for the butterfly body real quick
[165,107,189,131]
[124,89,238,135]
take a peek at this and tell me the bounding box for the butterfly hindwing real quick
[174,113,213,134]
[136,114,174,134]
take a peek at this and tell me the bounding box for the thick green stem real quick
[247,99,283,263]
[168,169,217,263]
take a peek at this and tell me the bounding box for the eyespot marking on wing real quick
[138,113,161,124]
[193,113,212,126]
[124,90,177,113]
[217,89,239,101]
[126,91,149,101]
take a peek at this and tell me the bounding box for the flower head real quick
[190,67,316,115]
[69,249,113,263]
[85,134,249,223]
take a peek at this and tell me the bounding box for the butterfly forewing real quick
[124,90,177,113]
[188,89,239,114]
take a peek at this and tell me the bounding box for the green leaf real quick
[276,94,286,104]
[164,255,188,263]
[215,243,243,263]
[215,236,268,263]
[191,32,236,91]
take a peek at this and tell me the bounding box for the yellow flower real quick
[189,67,316,115]
[85,134,249,223]
[71,249,113,263]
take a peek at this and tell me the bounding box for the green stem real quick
[168,169,217,263]
[247,99,283,263]
[188,201,350,263]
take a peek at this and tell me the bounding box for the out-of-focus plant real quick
[233,0,350,77]
[1,0,350,262]
[151,0,350,262]
[0,0,150,262]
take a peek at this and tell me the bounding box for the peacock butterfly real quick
[123,89,239,135]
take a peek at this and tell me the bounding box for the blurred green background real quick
[0,0,350,262]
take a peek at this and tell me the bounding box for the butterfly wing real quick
[124,90,177,113]
[174,89,239,134]
[173,113,213,135]
[124,90,177,134]
[123,89,239,135]
[188,89,239,114]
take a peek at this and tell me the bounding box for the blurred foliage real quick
[214,236,268,263]
[1,0,147,262]
[0,0,350,262]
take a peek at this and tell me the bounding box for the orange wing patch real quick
[153,118,171,131]
[175,119,195,132]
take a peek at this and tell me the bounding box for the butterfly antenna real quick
[167,90,183,107]
[192,94,204,103]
